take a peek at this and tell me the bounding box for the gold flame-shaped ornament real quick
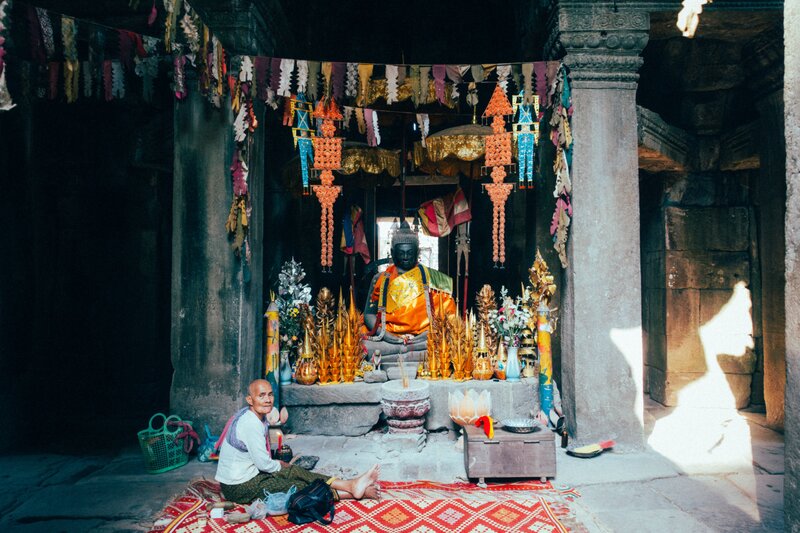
[472,326,494,380]
[295,325,319,385]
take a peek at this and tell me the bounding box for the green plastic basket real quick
[137,413,190,474]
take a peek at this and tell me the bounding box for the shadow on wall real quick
[648,281,764,521]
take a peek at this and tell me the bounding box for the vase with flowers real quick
[275,259,313,367]
[488,286,531,382]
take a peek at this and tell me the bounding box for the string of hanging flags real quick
[1,0,574,270]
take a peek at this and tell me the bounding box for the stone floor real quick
[0,398,785,532]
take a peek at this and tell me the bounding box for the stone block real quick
[695,136,720,171]
[665,207,749,251]
[665,288,700,338]
[718,350,757,375]
[665,251,750,289]
[286,404,383,436]
[282,382,383,404]
[665,333,706,373]
[647,368,751,408]
[644,288,665,337]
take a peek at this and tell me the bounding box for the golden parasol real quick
[412,124,493,179]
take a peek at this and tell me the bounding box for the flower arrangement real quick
[274,259,313,360]
[488,286,532,347]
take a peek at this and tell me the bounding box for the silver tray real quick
[500,418,542,433]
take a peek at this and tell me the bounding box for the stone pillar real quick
[746,27,786,429]
[783,1,800,528]
[170,85,264,430]
[549,3,649,450]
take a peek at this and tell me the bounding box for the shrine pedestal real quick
[282,379,538,436]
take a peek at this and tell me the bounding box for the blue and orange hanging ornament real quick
[482,83,515,268]
[312,98,343,271]
[512,92,540,190]
[290,92,315,195]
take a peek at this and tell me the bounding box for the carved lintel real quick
[546,6,649,88]
[637,106,692,172]
[720,123,759,171]
[743,24,784,99]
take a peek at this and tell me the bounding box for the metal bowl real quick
[500,418,542,433]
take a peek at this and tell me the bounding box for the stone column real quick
[783,0,800,527]
[170,85,264,430]
[746,28,786,430]
[549,3,649,450]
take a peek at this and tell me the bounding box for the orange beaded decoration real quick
[482,84,514,267]
[312,99,343,271]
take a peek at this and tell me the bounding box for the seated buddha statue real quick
[362,222,456,367]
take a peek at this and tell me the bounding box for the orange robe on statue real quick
[367,264,456,336]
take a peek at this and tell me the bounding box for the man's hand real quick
[279,460,292,469]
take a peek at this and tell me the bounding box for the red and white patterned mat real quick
[150,479,583,533]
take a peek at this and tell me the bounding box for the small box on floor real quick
[463,424,556,483]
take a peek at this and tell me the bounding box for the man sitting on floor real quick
[215,379,381,504]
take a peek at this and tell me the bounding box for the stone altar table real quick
[282,378,539,436]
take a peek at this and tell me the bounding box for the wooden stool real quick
[463,424,556,485]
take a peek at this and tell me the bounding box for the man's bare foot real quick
[364,483,381,500]
[351,464,381,499]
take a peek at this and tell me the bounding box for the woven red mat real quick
[149,479,583,533]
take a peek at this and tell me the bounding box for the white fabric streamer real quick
[296,60,309,94]
[239,56,254,83]
[0,70,15,111]
[278,58,295,97]
[111,60,125,99]
[346,62,358,98]
[385,65,399,104]
[497,64,512,94]
[416,113,429,148]
[233,105,248,142]
[371,109,381,146]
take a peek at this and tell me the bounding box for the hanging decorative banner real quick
[496,64,511,94]
[321,61,332,97]
[278,58,294,97]
[36,7,55,59]
[312,98,344,270]
[179,3,200,56]
[162,0,179,51]
[355,106,366,135]
[0,0,13,111]
[135,36,159,102]
[356,63,373,107]
[385,64,399,104]
[345,62,358,98]
[111,60,125,99]
[482,83,514,267]
[418,65,431,105]
[416,112,429,147]
[512,91,540,190]
[548,64,573,268]
[342,105,353,130]
[307,60,320,100]
[534,61,547,110]
[290,92,315,194]
[364,108,380,146]
[433,64,446,104]
[332,61,345,102]
[296,60,309,94]
[172,52,187,99]
[521,63,534,105]
[409,65,420,107]
[62,16,79,103]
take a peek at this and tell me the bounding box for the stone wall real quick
[642,189,756,407]
[783,1,800,529]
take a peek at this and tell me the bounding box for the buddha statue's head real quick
[391,221,419,273]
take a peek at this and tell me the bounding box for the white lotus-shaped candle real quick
[448,389,492,426]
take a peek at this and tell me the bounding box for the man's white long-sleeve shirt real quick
[215,409,281,485]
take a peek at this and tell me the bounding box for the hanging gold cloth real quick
[338,145,401,177]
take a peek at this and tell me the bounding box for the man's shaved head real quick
[247,379,271,397]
